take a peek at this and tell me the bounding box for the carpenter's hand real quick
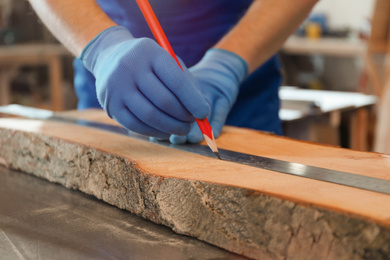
[80,26,209,138]
[169,48,248,144]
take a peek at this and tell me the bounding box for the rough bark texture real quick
[1,129,390,260]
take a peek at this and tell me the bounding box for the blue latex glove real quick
[170,48,248,144]
[80,26,210,138]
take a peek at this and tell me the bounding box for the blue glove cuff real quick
[80,26,134,73]
[205,48,249,83]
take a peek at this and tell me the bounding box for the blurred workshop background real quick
[0,0,389,153]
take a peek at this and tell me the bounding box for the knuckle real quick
[135,37,155,48]
[154,53,175,71]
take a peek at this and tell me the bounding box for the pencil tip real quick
[214,151,222,160]
[203,134,222,160]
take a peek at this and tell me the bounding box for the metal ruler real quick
[1,105,390,195]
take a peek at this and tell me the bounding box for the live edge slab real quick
[1,109,390,260]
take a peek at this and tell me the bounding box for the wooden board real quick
[1,109,390,260]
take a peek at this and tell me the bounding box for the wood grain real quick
[1,110,390,259]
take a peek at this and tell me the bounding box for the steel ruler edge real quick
[1,104,390,195]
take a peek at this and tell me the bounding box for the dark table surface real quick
[0,166,248,260]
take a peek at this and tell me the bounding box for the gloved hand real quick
[169,48,248,144]
[80,26,210,138]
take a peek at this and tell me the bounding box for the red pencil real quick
[135,0,221,159]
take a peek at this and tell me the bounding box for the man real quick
[28,0,318,143]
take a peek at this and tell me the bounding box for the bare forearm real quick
[215,0,318,73]
[28,0,116,56]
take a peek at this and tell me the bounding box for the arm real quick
[27,0,117,56]
[27,0,210,139]
[170,0,318,143]
[215,0,319,73]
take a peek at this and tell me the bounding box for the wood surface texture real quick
[1,109,390,260]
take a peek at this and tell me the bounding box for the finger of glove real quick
[122,90,191,136]
[169,134,188,144]
[149,136,169,142]
[208,98,231,138]
[186,98,230,143]
[152,54,210,120]
[187,121,204,144]
[137,73,194,123]
[110,103,170,139]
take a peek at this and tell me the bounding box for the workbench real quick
[280,87,377,150]
[0,166,246,260]
[1,108,390,259]
[281,36,369,94]
[282,36,367,57]
[0,44,70,111]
